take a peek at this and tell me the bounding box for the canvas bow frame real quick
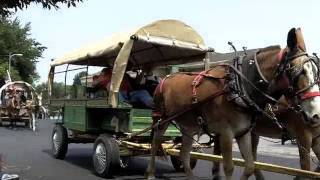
[49,19,212,107]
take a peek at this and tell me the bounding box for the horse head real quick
[267,28,320,124]
[6,90,22,117]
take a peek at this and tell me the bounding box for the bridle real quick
[277,49,320,111]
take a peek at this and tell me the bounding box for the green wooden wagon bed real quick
[48,19,211,177]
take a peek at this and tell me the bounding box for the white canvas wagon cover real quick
[50,19,211,107]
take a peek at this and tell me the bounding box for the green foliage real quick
[35,81,71,102]
[0,0,84,17]
[71,71,87,98]
[73,71,87,85]
[0,17,46,85]
[35,81,71,115]
[36,71,88,102]
[0,62,20,81]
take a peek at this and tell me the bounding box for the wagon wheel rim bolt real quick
[52,132,61,152]
[95,143,107,172]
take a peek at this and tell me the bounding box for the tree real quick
[35,81,71,115]
[0,0,83,17]
[71,71,87,98]
[35,81,71,102]
[0,17,46,86]
[73,71,87,86]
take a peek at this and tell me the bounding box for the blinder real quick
[279,51,320,112]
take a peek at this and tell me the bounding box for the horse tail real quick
[151,79,170,160]
[150,78,166,142]
[150,85,161,141]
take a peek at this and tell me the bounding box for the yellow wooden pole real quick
[120,141,320,178]
[166,149,320,179]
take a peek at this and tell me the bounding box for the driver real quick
[93,67,154,108]
[119,73,154,109]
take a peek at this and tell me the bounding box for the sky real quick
[14,0,320,83]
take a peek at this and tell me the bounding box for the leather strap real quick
[300,91,320,101]
[225,63,285,106]
[192,71,207,103]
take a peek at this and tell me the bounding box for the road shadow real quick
[1,126,31,131]
[42,148,175,179]
[42,148,94,170]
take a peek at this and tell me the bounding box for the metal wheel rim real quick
[52,131,61,153]
[94,143,107,173]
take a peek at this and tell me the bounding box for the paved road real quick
[0,120,318,180]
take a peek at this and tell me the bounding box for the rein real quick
[121,88,227,140]
[135,49,320,145]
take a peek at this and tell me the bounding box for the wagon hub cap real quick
[52,132,60,152]
[95,143,107,172]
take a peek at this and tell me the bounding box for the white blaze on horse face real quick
[300,59,320,119]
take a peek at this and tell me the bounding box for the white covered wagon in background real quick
[0,81,41,131]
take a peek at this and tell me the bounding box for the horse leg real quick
[180,131,197,180]
[236,131,255,180]
[212,136,222,180]
[32,113,36,132]
[252,133,265,180]
[29,114,33,130]
[294,133,312,180]
[311,136,320,172]
[297,134,312,171]
[145,122,169,180]
[219,131,234,180]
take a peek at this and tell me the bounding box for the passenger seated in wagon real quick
[140,67,161,96]
[92,67,155,109]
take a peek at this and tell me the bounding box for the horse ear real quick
[287,28,307,51]
[295,28,307,51]
[287,28,297,50]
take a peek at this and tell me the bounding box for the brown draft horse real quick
[254,98,320,180]
[5,88,21,121]
[5,87,35,130]
[212,31,320,180]
[145,28,320,180]
[212,97,320,180]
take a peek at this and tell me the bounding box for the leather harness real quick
[151,48,320,141]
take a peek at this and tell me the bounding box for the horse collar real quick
[277,49,286,62]
[239,50,273,107]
